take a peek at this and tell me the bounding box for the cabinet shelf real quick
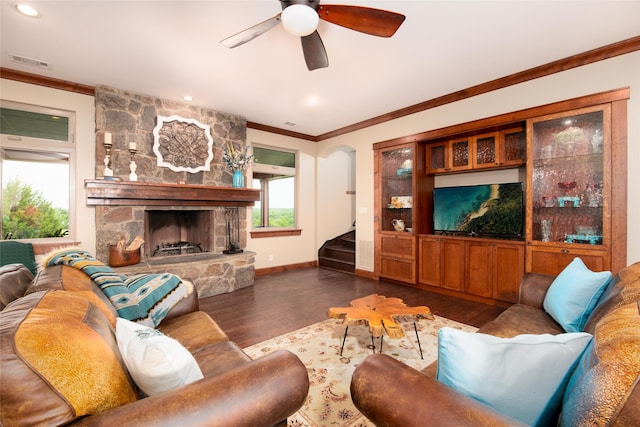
[533,207,601,211]
[382,175,412,180]
[533,153,602,166]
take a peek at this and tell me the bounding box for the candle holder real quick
[128,146,138,182]
[103,133,113,177]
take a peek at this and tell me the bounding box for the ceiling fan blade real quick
[318,5,405,37]
[301,31,328,71]
[220,14,282,48]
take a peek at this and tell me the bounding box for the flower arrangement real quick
[222,143,253,171]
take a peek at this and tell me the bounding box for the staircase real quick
[318,230,356,274]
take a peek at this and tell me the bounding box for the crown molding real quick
[2,35,639,141]
[316,35,640,141]
[0,67,95,95]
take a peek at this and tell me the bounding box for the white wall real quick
[0,79,96,254]
[318,51,640,269]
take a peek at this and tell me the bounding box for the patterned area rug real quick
[243,316,477,426]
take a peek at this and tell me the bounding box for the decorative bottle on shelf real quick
[232,170,244,188]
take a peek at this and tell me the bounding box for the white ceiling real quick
[1,1,639,137]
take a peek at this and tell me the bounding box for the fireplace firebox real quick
[144,210,214,258]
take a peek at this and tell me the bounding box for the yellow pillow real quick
[1,291,137,426]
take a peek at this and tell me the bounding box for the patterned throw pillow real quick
[0,291,137,426]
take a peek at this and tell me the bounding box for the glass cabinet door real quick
[450,137,471,171]
[380,145,413,232]
[501,127,527,166]
[473,132,498,168]
[427,142,447,173]
[528,105,609,245]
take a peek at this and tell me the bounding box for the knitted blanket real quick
[44,248,191,327]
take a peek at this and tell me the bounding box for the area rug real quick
[243,316,477,426]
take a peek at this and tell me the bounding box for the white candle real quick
[129,142,137,150]
[104,132,112,146]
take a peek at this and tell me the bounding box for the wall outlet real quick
[268,254,274,261]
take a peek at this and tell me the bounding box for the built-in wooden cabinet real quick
[375,88,628,304]
[374,141,432,283]
[419,235,524,303]
[426,127,526,174]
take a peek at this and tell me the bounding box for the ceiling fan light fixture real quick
[281,4,319,37]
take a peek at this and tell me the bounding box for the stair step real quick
[318,230,356,274]
[318,256,355,274]
[324,245,355,262]
[339,237,356,249]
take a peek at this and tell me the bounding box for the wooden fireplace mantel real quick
[85,180,260,207]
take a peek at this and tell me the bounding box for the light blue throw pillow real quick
[436,328,593,427]
[543,257,611,332]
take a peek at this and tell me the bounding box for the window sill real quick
[250,229,302,239]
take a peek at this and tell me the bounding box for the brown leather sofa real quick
[351,261,640,426]
[1,263,310,427]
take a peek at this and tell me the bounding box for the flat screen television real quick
[433,182,524,238]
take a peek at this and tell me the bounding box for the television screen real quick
[433,182,524,238]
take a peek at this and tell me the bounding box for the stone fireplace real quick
[86,180,259,298]
[89,85,259,298]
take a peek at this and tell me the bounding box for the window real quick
[1,101,75,240]
[251,146,296,229]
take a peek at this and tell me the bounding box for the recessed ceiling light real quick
[14,4,40,17]
[183,95,193,102]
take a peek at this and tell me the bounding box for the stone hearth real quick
[111,251,255,298]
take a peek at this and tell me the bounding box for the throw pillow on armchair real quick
[436,327,593,427]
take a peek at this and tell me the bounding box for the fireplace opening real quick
[144,210,214,258]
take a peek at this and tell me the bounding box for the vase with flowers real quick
[222,143,253,188]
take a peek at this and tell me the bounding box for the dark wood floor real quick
[199,267,505,348]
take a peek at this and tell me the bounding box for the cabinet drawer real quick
[380,256,415,283]
[380,234,414,258]
[526,245,608,275]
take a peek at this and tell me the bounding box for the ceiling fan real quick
[220,0,406,71]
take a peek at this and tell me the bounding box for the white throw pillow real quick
[116,317,203,396]
[436,327,592,427]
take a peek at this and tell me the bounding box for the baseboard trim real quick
[355,269,376,279]
[394,281,513,308]
[255,261,317,276]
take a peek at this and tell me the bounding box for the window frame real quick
[250,144,300,238]
[1,100,76,243]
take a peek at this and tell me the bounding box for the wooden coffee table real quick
[327,294,434,359]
